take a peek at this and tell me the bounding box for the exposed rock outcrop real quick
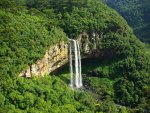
[19,41,68,77]
[19,32,107,77]
[77,32,103,58]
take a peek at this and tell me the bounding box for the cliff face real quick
[78,32,103,58]
[19,32,106,77]
[19,41,68,77]
[78,32,116,59]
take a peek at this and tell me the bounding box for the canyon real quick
[19,32,106,77]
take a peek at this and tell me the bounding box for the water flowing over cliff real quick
[69,39,83,89]
[18,31,103,78]
[1,0,149,112]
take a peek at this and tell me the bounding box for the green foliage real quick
[83,52,150,110]
[0,0,150,112]
[0,75,97,112]
[85,77,114,100]
[0,9,67,77]
[103,0,150,42]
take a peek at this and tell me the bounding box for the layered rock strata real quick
[19,41,68,77]
[19,32,104,77]
[77,32,103,58]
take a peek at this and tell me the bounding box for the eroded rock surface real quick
[19,41,68,77]
[19,32,105,77]
[77,32,103,58]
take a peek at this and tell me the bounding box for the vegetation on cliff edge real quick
[0,0,150,112]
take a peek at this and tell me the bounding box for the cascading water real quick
[69,39,83,89]
[77,42,83,87]
[69,40,74,88]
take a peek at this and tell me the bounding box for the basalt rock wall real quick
[19,32,106,77]
[19,41,68,77]
[78,32,103,58]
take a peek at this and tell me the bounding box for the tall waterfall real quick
[69,39,83,89]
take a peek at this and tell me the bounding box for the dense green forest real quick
[0,0,150,112]
[102,0,150,43]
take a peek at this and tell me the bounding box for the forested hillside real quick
[0,0,150,112]
[103,0,150,43]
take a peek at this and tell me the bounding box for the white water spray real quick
[77,42,83,87]
[69,40,74,88]
[69,39,83,89]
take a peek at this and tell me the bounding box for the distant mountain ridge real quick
[102,0,150,43]
[0,0,150,112]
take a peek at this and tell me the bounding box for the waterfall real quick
[77,42,83,87]
[69,40,74,88]
[69,39,83,89]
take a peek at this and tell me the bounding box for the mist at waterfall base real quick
[51,39,103,89]
[51,56,104,90]
[69,39,83,89]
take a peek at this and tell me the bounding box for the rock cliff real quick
[78,32,103,58]
[19,32,105,77]
[19,41,68,77]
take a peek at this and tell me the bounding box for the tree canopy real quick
[0,0,150,112]
[103,0,150,43]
